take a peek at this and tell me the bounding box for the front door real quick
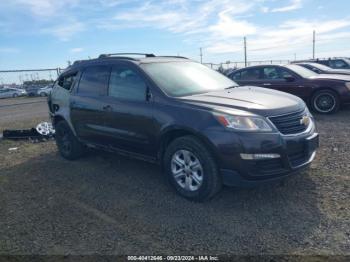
[101,64,157,158]
[260,66,307,100]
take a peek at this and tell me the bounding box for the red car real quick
[228,64,350,114]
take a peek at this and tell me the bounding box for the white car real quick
[37,85,53,96]
[0,88,26,98]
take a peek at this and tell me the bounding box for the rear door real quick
[70,65,112,145]
[102,63,157,157]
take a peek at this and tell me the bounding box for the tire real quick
[163,135,222,201]
[55,121,85,160]
[12,93,18,98]
[311,90,339,114]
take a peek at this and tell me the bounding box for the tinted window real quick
[78,66,110,96]
[329,59,349,69]
[108,67,146,101]
[318,60,330,67]
[307,66,322,73]
[263,67,280,80]
[240,69,260,80]
[231,72,241,80]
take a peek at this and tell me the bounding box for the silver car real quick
[37,85,53,96]
[0,88,26,98]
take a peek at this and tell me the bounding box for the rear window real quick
[78,66,110,96]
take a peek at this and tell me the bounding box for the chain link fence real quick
[0,59,291,95]
[0,68,64,96]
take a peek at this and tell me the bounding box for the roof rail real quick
[98,53,156,59]
[156,55,189,59]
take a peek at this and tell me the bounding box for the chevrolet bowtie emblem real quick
[300,116,310,126]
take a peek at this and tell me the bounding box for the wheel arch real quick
[52,114,78,136]
[309,87,340,103]
[158,126,220,165]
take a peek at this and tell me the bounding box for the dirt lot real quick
[0,97,349,256]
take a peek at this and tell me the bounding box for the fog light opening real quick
[240,153,281,160]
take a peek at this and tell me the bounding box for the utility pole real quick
[200,47,203,64]
[312,30,316,59]
[244,37,247,67]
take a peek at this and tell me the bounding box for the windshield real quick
[307,63,331,71]
[285,64,317,78]
[141,61,238,97]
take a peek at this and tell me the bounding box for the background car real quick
[37,85,53,96]
[228,64,350,114]
[24,85,41,96]
[295,58,350,69]
[294,62,350,75]
[0,88,26,98]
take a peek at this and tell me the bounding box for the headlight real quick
[215,114,272,131]
[345,82,350,91]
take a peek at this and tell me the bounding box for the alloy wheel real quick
[171,149,203,191]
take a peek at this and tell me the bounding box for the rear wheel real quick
[311,90,339,114]
[163,136,222,201]
[55,121,85,160]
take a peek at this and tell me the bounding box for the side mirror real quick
[284,76,295,82]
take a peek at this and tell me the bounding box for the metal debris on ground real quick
[2,122,55,142]
[36,122,55,136]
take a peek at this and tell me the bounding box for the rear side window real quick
[57,73,77,91]
[318,60,330,67]
[78,65,110,96]
[329,59,349,69]
[240,69,261,80]
[108,67,146,101]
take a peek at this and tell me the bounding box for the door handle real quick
[263,83,272,86]
[102,105,112,111]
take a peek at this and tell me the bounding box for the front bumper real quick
[205,127,319,187]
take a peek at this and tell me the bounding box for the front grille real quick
[269,110,308,135]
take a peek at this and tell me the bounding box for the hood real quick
[179,86,305,117]
[309,74,350,81]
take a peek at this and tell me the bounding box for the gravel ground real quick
[0,98,349,257]
[0,97,49,132]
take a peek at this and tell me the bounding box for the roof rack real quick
[156,55,189,59]
[98,53,156,59]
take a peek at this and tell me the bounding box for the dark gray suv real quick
[48,53,319,201]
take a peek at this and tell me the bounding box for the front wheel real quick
[163,136,222,201]
[55,121,85,160]
[311,90,339,114]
